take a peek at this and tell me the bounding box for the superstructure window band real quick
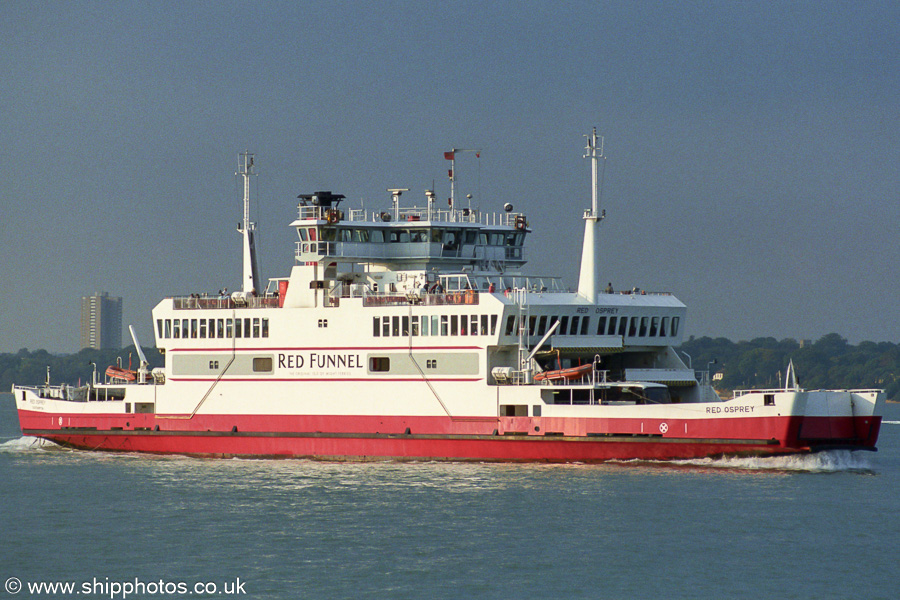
[157,317,270,339]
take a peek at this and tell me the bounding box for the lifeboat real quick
[105,366,137,382]
[533,363,593,382]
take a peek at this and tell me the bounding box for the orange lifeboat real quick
[105,366,137,382]
[533,363,592,382]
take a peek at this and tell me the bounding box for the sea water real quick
[1,394,898,600]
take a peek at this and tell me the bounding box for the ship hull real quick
[16,407,881,462]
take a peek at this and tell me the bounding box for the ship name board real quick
[278,352,363,370]
[706,405,755,414]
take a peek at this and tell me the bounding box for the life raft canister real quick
[515,215,527,230]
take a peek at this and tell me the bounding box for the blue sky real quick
[1,0,897,352]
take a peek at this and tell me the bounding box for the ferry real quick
[12,131,884,461]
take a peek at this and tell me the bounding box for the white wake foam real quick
[672,449,874,473]
[0,436,62,452]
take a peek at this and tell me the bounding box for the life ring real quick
[514,215,527,230]
[326,209,340,224]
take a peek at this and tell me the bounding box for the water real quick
[1,394,898,600]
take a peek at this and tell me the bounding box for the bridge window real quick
[373,317,380,337]
[650,317,659,337]
[570,316,580,335]
[226,319,234,338]
[253,318,261,337]
[441,315,449,336]
[392,316,400,336]
[451,315,459,336]
[671,317,680,336]
[628,318,637,337]
[402,316,410,336]
[537,316,548,336]
[505,315,516,336]
[559,316,569,335]
[661,317,669,337]
[234,318,242,338]
[606,316,616,335]
[596,316,606,335]
[200,320,208,338]
[412,316,420,336]
[639,317,648,337]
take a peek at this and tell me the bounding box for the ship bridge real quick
[290,190,529,272]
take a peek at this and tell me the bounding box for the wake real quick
[0,436,62,452]
[671,449,874,473]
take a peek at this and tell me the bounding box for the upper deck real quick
[290,199,529,269]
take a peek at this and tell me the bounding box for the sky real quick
[1,0,897,353]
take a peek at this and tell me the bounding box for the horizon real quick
[2,1,897,353]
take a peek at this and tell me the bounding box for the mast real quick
[237,151,260,295]
[577,128,606,301]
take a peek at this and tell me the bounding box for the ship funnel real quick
[577,128,605,301]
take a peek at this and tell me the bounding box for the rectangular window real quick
[200,320,208,338]
[628,318,637,337]
[252,357,273,372]
[373,317,380,337]
[262,318,269,337]
[650,317,659,337]
[559,316,569,335]
[370,357,390,372]
[191,319,198,339]
[426,359,437,369]
[253,318,261,338]
[411,316,420,336]
[528,316,536,336]
[156,319,164,339]
[217,319,225,338]
[244,318,251,338]
[382,316,390,337]
[619,317,628,337]
[234,318,242,338]
[580,317,590,335]
[173,319,180,339]
[209,360,219,370]
[481,315,489,336]
[671,317,680,336]
[570,316,580,335]
[537,315,548,336]
[431,315,439,336]
[490,314,498,335]
[441,315,449,336]
[471,315,479,336]
[661,317,669,337]
[639,317,648,337]
[451,315,459,336]
[226,319,234,338]
[165,319,172,339]
[596,316,606,335]
[421,315,429,336]
[402,316,410,336]
[392,316,400,336]
[505,315,516,336]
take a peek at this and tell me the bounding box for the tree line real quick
[1,333,897,401]
[678,333,899,400]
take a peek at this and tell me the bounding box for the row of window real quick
[503,314,681,339]
[156,317,270,340]
[299,227,525,247]
[373,314,499,337]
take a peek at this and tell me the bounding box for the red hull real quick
[17,409,881,462]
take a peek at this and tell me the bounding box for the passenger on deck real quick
[604,282,614,294]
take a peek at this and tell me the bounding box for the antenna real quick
[444,148,480,211]
[236,151,260,295]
